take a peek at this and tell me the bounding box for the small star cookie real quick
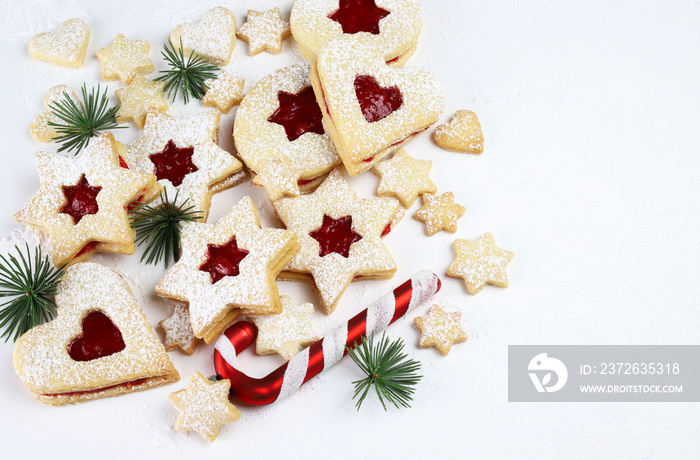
[28,18,90,68]
[14,132,157,266]
[169,372,241,442]
[237,8,291,56]
[30,85,81,142]
[96,34,154,84]
[252,295,318,360]
[433,110,484,154]
[155,196,299,343]
[115,74,168,128]
[203,70,245,114]
[447,232,513,295]
[372,149,437,207]
[158,304,200,355]
[413,191,465,236]
[252,156,304,201]
[170,6,237,65]
[413,305,467,356]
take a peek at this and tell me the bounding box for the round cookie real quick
[290,0,421,66]
[233,64,341,195]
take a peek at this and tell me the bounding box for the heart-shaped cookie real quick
[433,109,485,154]
[28,18,90,68]
[170,7,237,65]
[311,35,445,175]
[13,262,179,405]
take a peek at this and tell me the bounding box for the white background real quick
[1,0,699,458]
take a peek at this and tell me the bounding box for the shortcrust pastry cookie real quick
[234,64,341,196]
[13,262,179,405]
[236,8,291,56]
[96,34,154,84]
[252,157,305,202]
[115,74,168,128]
[28,18,90,68]
[155,197,299,343]
[372,148,436,207]
[123,110,243,220]
[158,304,200,355]
[30,85,81,142]
[433,109,484,154]
[203,70,245,114]
[413,191,465,236]
[447,232,513,295]
[170,372,241,442]
[291,0,421,66]
[170,6,237,66]
[413,305,467,356]
[251,295,319,360]
[311,35,445,175]
[274,168,401,314]
[14,132,157,266]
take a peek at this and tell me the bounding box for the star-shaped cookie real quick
[30,85,81,142]
[373,149,437,207]
[115,74,168,128]
[237,8,291,56]
[155,197,299,343]
[447,232,513,295]
[274,168,401,314]
[413,305,467,356]
[433,109,484,154]
[169,372,241,442]
[251,295,318,360]
[252,156,303,201]
[96,34,154,84]
[158,304,200,355]
[122,110,243,220]
[14,132,157,266]
[413,191,465,235]
[203,70,245,114]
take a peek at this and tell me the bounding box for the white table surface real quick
[1,0,699,458]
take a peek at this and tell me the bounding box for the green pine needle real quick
[47,83,124,155]
[0,244,66,342]
[129,189,203,267]
[346,333,423,411]
[154,38,219,104]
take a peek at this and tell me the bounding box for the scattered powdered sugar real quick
[251,295,318,360]
[158,304,200,355]
[27,18,90,68]
[0,0,87,43]
[447,232,514,294]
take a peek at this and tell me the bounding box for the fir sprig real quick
[0,244,66,342]
[346,333,423,410]
[154,38,219,104]
[48,83,124,155]
[129,189,203,267]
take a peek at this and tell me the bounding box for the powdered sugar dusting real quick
[171,6,237,66]
[27,18,89,68]
[0,1,86,43]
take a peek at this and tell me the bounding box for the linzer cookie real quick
[311,35,445,175]
[290,0,422,66]
[13,262,179,405]
[14,132,157,266]
[28,18,90,68]
[234,64,341,198]
[155,197,299,343]
[96,34,154,84]
[274,168,401,314]
[170,6,237,66]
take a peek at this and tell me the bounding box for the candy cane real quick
[213,271,441,405]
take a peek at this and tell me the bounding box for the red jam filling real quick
[381,222,392,237]
[118,156,129,169]
[267,87,325,141]
[61,175,102,225]
[67,311,126,362]
[42,378,149,398]
[354,75,403,123]
[148,140,198,187]
[328,0,390,35]
[309,215,363,258]
[199,237,250,284]
[74,241,100,259]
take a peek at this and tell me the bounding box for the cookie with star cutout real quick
[28,18,90,68]
[234,64,341,199]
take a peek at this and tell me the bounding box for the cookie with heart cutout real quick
[234,64,341,199]
[311,35,445,176]
[291,0,421,67]
[170,6,237,65]
[28,18,90,68]
[13,262,179,405]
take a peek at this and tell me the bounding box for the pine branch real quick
[346,333,423,410]
[154,38,219,104]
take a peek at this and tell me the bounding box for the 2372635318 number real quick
[599,362,680,375]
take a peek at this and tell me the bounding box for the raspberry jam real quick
[309,214,363,258]
[268,87,325,141]
[354,75,403,123]
[61,175,102,224]
[328,0,390,35]
[149,140,198,187]
[67,311,126,362]
[199,237,250,284]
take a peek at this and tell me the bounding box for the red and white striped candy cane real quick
[213,271,441,405]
